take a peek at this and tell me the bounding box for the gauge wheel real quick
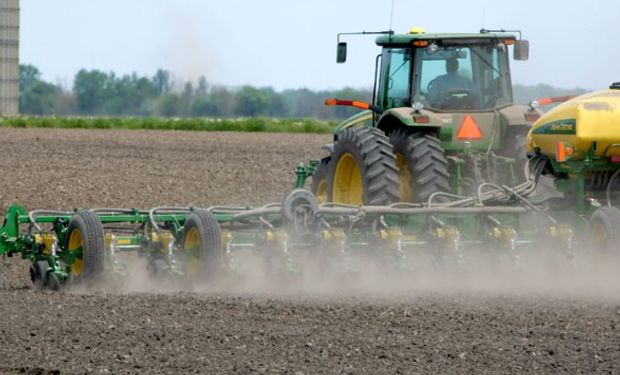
[588,206,620,254]
[179,209,223,279]
[65,210,105,283]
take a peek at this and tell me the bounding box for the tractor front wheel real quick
[328,127,399,205]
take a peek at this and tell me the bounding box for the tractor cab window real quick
[378,48,411,109]
[414,44,512,111]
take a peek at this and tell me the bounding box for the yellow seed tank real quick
[527,88,620,159]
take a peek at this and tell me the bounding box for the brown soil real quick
[0,128,619,374]
[0,128,327,210]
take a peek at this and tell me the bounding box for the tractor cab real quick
[374,29,528,113]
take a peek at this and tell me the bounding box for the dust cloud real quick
[72,174,620,302]
[159,5,219,86]
[71,241,620,302]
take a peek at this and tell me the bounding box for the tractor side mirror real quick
[337,42,347,63]
[514,40,529,61]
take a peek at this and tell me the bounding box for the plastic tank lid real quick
[610,82,620,90]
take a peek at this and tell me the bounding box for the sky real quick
[21,0,620,91]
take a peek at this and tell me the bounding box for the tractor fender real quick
[498,104,538,127]
[376,107,442,135]
[333,110,374,135]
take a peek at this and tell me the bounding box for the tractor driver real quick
[426,57,481,109]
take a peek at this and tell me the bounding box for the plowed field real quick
[0,128,618,374]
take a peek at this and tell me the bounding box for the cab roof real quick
[375,32,517,46]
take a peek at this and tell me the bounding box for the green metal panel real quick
[0,205,28,255]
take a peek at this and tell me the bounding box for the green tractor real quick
[313,28,538,205]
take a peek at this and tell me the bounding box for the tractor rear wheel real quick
[587,206,620,254]
[388,129,450,203]
[311,157,331,204]
[65,210,105,284]
[328,127,399,205]
[179,209,223,279]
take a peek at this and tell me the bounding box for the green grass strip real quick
[0,117,338,134]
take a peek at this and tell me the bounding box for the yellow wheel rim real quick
[67,229,84,276]
[590,222,609,247]
[396,153,413,202]
[315,178,328,204]
[183,227,201,275]
[333,153,363,205]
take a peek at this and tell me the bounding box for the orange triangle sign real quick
[456,115,483,140]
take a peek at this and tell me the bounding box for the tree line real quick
[19,64,587,119]
[19,65,370,119]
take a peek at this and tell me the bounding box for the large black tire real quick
[587,206,620,254]
[388,129,450,203]
[328,127,399,205]
[180,209,223,278]
[65,210,105,283]
[311,157,331,204]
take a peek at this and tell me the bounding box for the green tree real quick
[19,65,41,95]
[73,69,112,114]
[234,85,270,116]
[195,76,208,96]
[263,87,286,117]
[208,86,234,117]
[128,75,159,115]
[153,69,171,95]
[19,64,61,115]
[21,81,60,115]
[179,82,194,116]
[114,74,158,115]
[154,93,181,117]
[288,88,320,118]
[191,96,217,117]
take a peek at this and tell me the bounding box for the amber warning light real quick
[537,96,575,106]
[555,142,574,162]
[456,115,483,140]
[324,98,383,114]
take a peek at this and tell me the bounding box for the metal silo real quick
[0,0,18,116]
